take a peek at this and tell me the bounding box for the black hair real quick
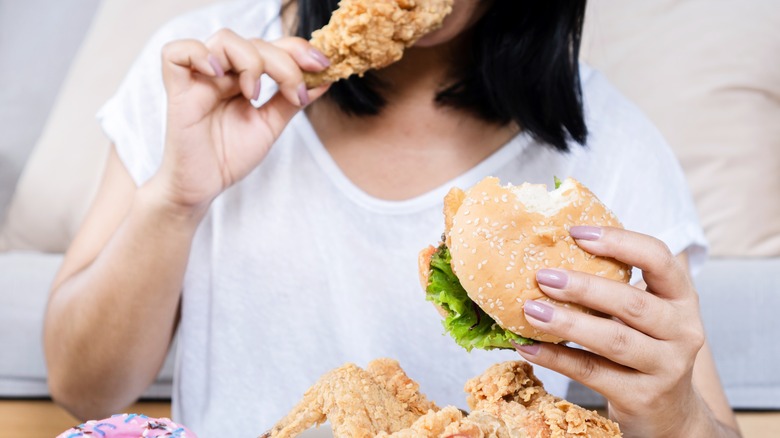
[295,0,588,152]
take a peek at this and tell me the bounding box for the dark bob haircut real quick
[295,0,588,152]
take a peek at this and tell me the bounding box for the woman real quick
[44,0,741,436]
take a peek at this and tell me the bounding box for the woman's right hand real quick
[155,29,331,214]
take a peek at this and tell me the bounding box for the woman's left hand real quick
[514,226,708,437]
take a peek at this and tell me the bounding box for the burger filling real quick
[425,245,533,351]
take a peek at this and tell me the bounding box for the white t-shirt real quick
[98,0,707,435]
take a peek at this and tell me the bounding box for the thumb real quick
[255,84,331,137]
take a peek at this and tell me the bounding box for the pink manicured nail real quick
[308,48,331,68]
[524,300,554,323]
[570,226,602,241]
[297,83,310,107]
[512,341,540,355]
[252,78,262,101]
[536,269,568,289]
[208,54,225,77]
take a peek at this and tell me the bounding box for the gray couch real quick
[0,0,174,399]
[1,0,778,412]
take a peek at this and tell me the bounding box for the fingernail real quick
[297,83,310,107]
[537,269,568,289]
[513,342,541,356]
[308,48,331,68]
[570,226,602,241]
[252,78,262,101]
[208,54,224,78]
[524,300,554,323]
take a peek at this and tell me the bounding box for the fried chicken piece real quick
[261,358,439,438]
[377,407,466,438]
[261,360,621,438]
[304,0,454,88]
[463,361,622,438]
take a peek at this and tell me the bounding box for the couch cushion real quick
[0,251,175,398]
[0,0,220,253]
[0,252,62,396]
[696,258,780,409]
[581,0,780,257]
[0,0,100,221]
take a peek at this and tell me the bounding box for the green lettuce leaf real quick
[425,245,533,351]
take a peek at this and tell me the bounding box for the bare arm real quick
[45,149,204,419]
[44,30,330,420]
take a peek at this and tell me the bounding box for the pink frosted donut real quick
[57,413,196,437]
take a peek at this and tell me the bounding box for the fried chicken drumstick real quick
[303,0,454,88]
[261,359,621,438]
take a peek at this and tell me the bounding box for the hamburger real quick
[418,176,632,350]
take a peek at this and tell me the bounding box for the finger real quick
[271,37,332,73]
[161,38,247,104]
[521,299,661,373]
[254,84,331,138]
[247,38,312,107]
[569,226,691,300]
[205,29,268,101]
[513,341,632,404]
[161,39,223,88]
[536,269,677,340]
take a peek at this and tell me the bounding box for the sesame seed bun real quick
[440,177,631,344]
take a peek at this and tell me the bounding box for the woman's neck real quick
[286,3,519,200]
[304,53,518,201]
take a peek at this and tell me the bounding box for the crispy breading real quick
[464,361,623,438]
[261,359,438,438]
[304,0,454,88]
[261,360,621,438]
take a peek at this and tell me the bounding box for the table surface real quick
[1,400,777,437]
